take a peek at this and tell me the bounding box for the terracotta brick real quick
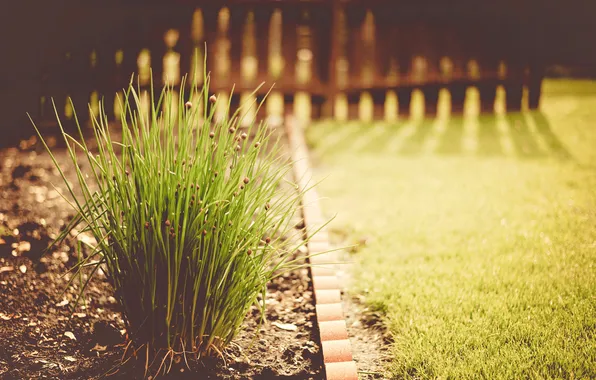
[302,188,319,201]
[287,117,357,375]
[308,229,330,243]
[309,251,336,265]
[303,209,324,227]
[293,159,309,175]
[312,275,340,290]
[314,289,342,304]
[292,168,309,180]
[316,303,344,322]
[301,199,317,211]
[309,254,332,266]
[310,265,335,277]
[304,215,326,231]
[322,339,353,363]
[303,205,324,220]
[325,361,359,380]
[307,225,329,241]
[308,240,331,254]
[319,320,349,341]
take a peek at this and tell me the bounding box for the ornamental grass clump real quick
[30,74,310,367]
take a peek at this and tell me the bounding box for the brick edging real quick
[285,117,358,380]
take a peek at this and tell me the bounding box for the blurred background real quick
[2,2,596,378]
[1,0,596,144]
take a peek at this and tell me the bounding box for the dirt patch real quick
[342,294,392,379]
[0,135,323,379]
[329,228,392,379]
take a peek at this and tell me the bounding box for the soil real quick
[342,295,392,379]
[0,132,323,379]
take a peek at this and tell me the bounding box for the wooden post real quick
[281,6,298,92]
[506,81,523,112]
[450,82,467,114]
[397,21,414,118]
[228,6,245,92]
[422,85,440,116]
[503,20,524,112]
[527,65,543,110]
[346,6,366,120]
[255,7,272,87]
[397,87,412,117]
[177,6,194,89]
[475,21,499,113]
[324,0,342,118]
[202,6,220,89]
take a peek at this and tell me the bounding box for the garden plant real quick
[29,70,313,374]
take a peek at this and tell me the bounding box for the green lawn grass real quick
[306,79,596,379]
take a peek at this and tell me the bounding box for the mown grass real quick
[307,79,596,379]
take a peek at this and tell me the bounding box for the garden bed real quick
[0,132,323,379]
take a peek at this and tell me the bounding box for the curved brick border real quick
[285,116,358,380]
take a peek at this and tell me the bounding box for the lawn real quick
[306,79,596,379]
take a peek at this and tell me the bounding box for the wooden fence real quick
[3,0,552,142]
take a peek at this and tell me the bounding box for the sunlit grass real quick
[307,79,596,379]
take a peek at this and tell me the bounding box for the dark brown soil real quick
[0,134,323,379]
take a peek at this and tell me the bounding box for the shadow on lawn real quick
[529,111,572,159]
[355,111,572,160]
